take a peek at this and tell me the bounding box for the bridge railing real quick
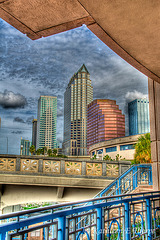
[0,191,160,240]
[0,155,131,178]
[76,164,153,228]
[98,164,152,197]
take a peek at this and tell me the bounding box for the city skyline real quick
[0,19,148,155]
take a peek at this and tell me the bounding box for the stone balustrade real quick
[0,155,131,179]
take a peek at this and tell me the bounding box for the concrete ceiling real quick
[0,0,160,83]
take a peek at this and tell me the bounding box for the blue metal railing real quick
[96,164,152,198]
[0,192,160,239]
[0,164,156,240]
[76,164,152,230]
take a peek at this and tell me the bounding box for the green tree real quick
[29,145,35,155]
[115,154,125,161]
[36,148,42,155]
[91,154,97,160]
[48,149,52,156]
[53,149,57,155]
[103,154,112,161]
[133,133,151,164]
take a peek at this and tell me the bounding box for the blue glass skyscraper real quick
[128,99,150,135]
[37,96,57,149]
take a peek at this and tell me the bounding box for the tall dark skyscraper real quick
[63,64,93,156]
[32,119,37,148]
[128,98,150,135]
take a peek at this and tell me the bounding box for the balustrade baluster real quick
[58,216,66,240]
[0,233,5,240]
[124,202,131,240]
[146,198,152,240]
[96,207,103,240]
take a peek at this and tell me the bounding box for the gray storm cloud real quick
[125,90,148,102]
[13,117,25,123]
[0,90,27,108]
[13,116,34,124]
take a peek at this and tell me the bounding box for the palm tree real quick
[48,149,52,156]
[134,133,151,164]
[29,145,35,155]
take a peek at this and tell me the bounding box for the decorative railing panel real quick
[65,162,82,175]
[43,160,60,174]
[86,163,102,176]
[68,211,97,239]
[21,159,38,173]
[0,155,131,178]
[0,158,16,171]
[106,164,119,177]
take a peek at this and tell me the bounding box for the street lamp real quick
[20,145,23,155]
[97,149,103,160]
[6,137,8,154]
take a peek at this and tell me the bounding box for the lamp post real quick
[96,151,99,160]
[6,137,8,154]
[20,145,23,155]
[97,149,103,160]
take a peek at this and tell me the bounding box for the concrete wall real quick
[89,134,142,160]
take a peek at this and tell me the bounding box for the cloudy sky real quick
[0,19,148,154]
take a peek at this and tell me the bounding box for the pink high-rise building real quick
[87,99,125,150]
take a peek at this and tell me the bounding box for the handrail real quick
[97,164,152,197]
[75,164,152,225]
[0,191,160,239]
[94,164,135,198]
[0,190,157,221]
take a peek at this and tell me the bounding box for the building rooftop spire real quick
[77,64,89,74]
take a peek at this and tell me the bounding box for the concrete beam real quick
[0,174,112,189]
[57,187,64,199]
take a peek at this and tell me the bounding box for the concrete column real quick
[57,187,64,198]
[38,159,43,173]
[82,161,86,175]
[148,78,160,190]
[16,158,21,171]
[102,162,106,176]
[61,160,65,174]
